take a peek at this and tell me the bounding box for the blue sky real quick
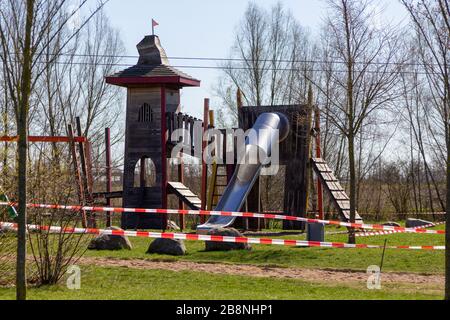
[103,0,408,119]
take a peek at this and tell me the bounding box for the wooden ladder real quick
[311,158,363,223]
[206,162,229,210]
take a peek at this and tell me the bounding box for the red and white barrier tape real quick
[356,230,404,237]
[0,222,444,251]
[356,222,446,237]
[0,202,445,235]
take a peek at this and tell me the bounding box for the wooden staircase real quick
[311,158,363,223]
[167,182,202,210]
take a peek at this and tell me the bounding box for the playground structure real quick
[102,34,361,234]
[0,34,363,237]
[0,33,445,255]
[0,122,95,228]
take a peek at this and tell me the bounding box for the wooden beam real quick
[237,88,243,108]
[76,117,94,227]
[84,142,94,195]
[178,157,185,230]
[200,98,210,223]
[68,124,87,228]
[93,191,123,200]
[315,107,324,220]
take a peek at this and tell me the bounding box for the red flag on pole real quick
[152,19,159,35]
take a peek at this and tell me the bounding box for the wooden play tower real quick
[104,34,360,232]
[106,35,200,230]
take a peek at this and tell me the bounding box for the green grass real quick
[0,266,443,300]
[83,224,445,274]
[1,224,444,300]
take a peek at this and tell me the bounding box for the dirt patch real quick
[79,257,444,288]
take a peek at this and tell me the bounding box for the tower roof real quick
[106,35,200,88]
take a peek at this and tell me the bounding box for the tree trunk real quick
[446,124,450,300]
[2,86,8,181]
[348,132,356,244]
[16,0,34,301]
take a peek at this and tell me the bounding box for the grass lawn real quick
[83,224,445,274]
[0,224,445,300]
[0,266,443,300]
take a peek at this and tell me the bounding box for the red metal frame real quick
[178,157,185,230]
[177,92,185,230]
[1,132,90,226]
[105,128,112,227]
[0,136,86,143]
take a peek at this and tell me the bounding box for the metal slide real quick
[197,113,290,234]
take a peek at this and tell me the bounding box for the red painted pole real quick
[105,128,112,227]
[200,99,210,223]
[178,156,185,230]
[315,108,324,220]
[161,86,168,230]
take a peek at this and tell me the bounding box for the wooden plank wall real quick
[238,105,312,230]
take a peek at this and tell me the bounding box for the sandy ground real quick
[79,257,444,288]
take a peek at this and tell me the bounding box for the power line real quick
[8,51,443,69]
[15,59,441,76]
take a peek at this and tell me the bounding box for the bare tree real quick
[400,0,450,301]
[381,160,411,216]
[215,2,314,127]
[31,9,125,173]
[315,0,403,243]
[0,0,109,300]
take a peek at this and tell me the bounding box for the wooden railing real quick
[166,112,203,155]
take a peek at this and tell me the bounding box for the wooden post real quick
[200,99,210,223]
[315,108,324,220]
[84,141,96,228]
[178,156,185,230]
[76,117,90,199]
[76,117,94,227]
[209,110,216,159]
[105,128,112,227]
[237,88,243,109]
[85,141,94,195]
[68,124,87,228]
[207,110,219,209]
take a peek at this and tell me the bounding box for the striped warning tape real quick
[356,230,405,237]
[0,202,445,235]
[0,221,444,251]
[356,222,446,237]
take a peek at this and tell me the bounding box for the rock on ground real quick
[88,226,132,251]
[405,218,434,229]
[205,228,251,252]
[147,238,186,256]
[383,222,401,227]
